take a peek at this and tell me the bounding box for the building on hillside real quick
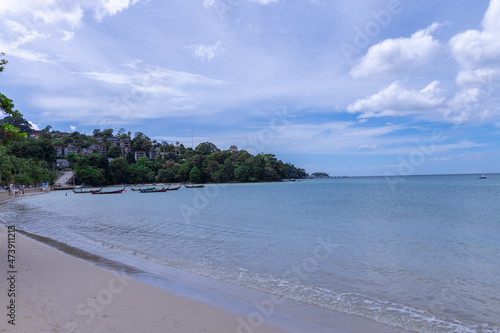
[134,150,146,161]
[108,136,120,146]
[64,143,78,157]
[54,145,64,157]
[52,132,70,139]
[148,148,160,161]
[81,147,95,156]
[29,131,43,139]
[56,159,69,168]
[120,139,132,154]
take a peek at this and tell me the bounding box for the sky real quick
[1,0,499,176]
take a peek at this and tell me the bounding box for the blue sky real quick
[1,0,499,176]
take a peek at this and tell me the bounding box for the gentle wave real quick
[86,237,499,333]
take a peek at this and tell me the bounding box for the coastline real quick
[0,224,287,333]
[0,227,410,333]
[0,188,46,204]
[0,188,415,333]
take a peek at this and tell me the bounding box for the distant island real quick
[310,172,331,178]
[0,117,308,186]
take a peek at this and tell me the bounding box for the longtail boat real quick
[166,184,181,191]
[131,187,155,191]
[184,184,205,188]
[140,185,170,193]
[73,187,102,194]
[91,187,126,194]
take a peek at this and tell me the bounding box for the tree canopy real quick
[0,52,28,145]
[1,123,308,186]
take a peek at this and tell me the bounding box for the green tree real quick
[176,162,192,182]
[109,158,128,184]
[158,168,176,183]
[195,142,220,155]
[107,145,121,158]
[0,116,33,136]
[234,165,251,182]
[0,52,28,145]
[75,164,105,186]
[189,166,204,184]
[101,128,113,138]
[126,151,136,164]
[0,147,14,185]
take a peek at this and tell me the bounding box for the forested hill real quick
[0,123,308,186]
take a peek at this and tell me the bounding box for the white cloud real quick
[449,0,500,87]
[428,152,485,162]
[347,81,445,119]
[31,65,228,124]
[0,1,83,27]
[358,144,377,150]
[247,0,279,4]
[440,87,493,124]
[28,121,41,130]
[80,72,132,85]
[61,30,74,41]
[440,0,500,124]
[351,23,443,79]
[0,0,141,37]
[240,121,404,155]
[0,20,50,62]
[203,0,215,9]
[70,125,77,131]
[94,0,141,21]
[193,41,224,62]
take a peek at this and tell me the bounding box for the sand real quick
[0,188,46,204]
[0,224,285,333]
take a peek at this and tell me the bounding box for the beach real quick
[0,223,285,333]
[1,176,498,332]
[0,188,45,204]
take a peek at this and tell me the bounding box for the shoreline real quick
[0,225,409,333]
[0,188,46,204]
[0,191,411,333]
[0,224,288,333]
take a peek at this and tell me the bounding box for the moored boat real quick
[184,184,205,188]
[73,187,102,194]
[166,184,181,191]
[140,186,169,193]
[479,174,487,179]
[91,187,126,194]
[131,187,155,191]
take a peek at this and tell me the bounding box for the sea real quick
[1,174,499,332]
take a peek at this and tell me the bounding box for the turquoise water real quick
[1,175,499,332]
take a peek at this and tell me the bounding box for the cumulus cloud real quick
[449,0,500,87]
[351,23,443,79]
[440,87,493,124]
[347,81,445,119]
[28,121,41,130]
[439,0,500,123]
